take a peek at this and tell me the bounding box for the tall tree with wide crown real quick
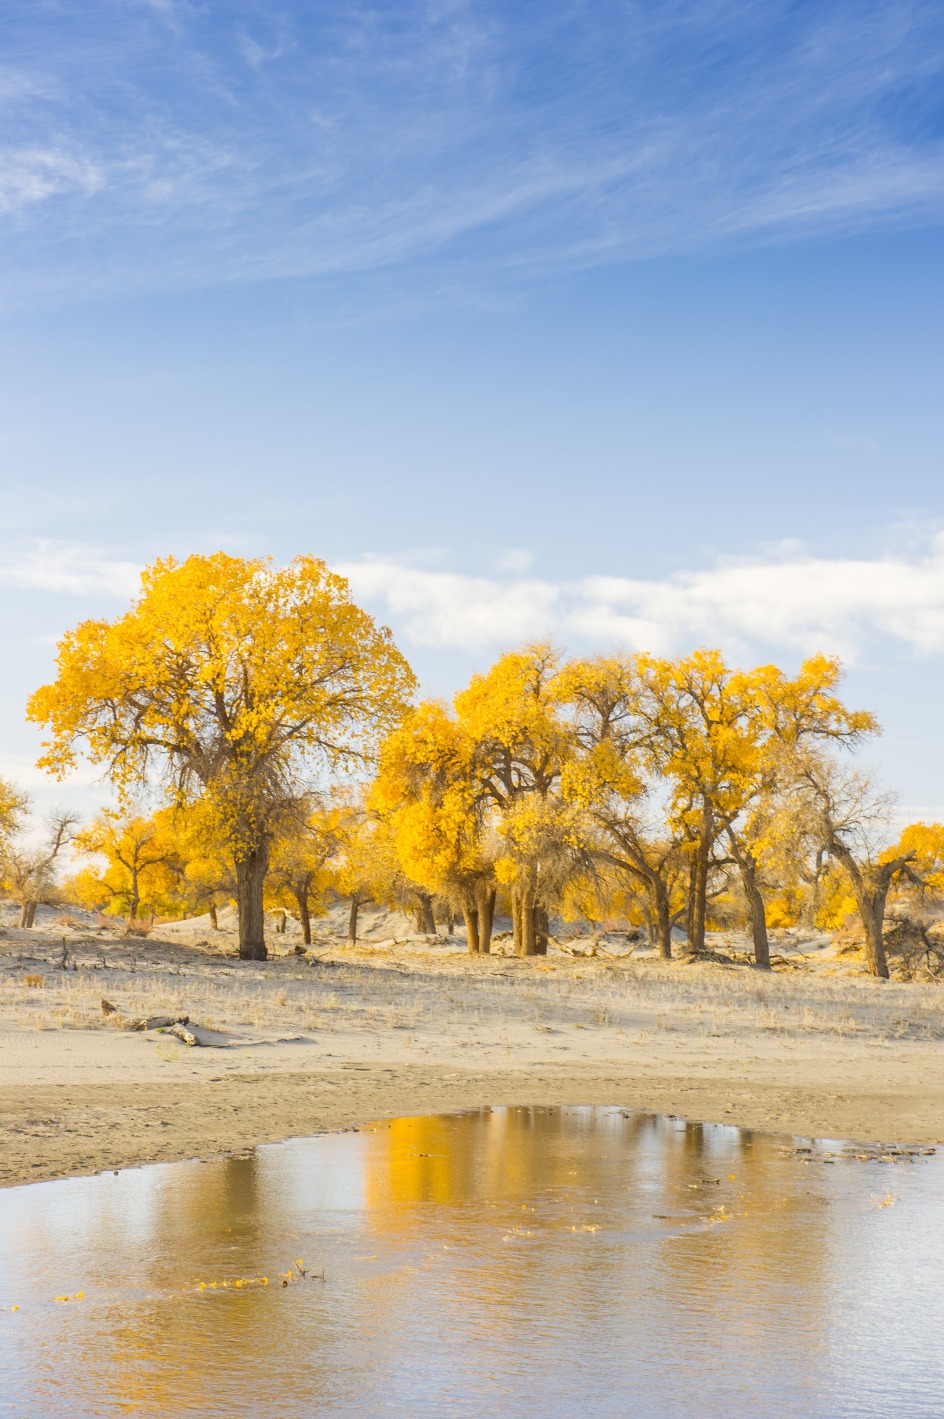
[28,553,416,958]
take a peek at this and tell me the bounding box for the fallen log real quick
[129,1014,190,1032]
[168,1021,200,1046]
[166,1021,230,1048]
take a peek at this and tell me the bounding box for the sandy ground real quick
[1,905,943,1188]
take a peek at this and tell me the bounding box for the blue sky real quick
[1,0,943,825]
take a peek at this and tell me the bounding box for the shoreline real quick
[2,920,944,1188]
[3,1058,942,1191]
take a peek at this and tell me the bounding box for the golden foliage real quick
[28,553,416,955]
[29,553,415,829]
[69,808,183,921]
[888,822,944,894]
[0,776,28,847]
[24,554,934,979]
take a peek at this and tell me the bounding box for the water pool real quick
[1,1107,941,1417]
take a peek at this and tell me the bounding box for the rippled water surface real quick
[1,1108,943,1417]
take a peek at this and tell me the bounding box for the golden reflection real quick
[7,1155,338,1416]
[2,1109,856,1417]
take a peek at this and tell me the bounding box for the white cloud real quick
[340,536,944,661]
[339,559,560,650]
[494,547,536,575]
[6,535,944,666]
[0,542,142,599]
[0,752,101,793]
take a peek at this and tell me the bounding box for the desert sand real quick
[1,903,943,1188]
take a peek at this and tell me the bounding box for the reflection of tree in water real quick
[653,1119,830,1383]
[359,1108,685,1352]
[366,1106,643,1209]
[32,1153,336,1416]
[359,1108,831,1385]
[14,1111,837,1415]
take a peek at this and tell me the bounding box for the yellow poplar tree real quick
[557,653,685,959]
[70,809,183,923]
[791,753,915,978]
[371,701,497,953]
[721,655,876,966]
[890,823,944,895]
[172,802,236,928]
[0,777,28,849]
[327,798,369,944]
[631,651,874,965]
[266,797,345,945]
[28,553,416,958]
[420,649,573,959]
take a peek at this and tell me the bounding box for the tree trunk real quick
[745,880,770,969]
[208,902,218,930]
[128,868,139,924]
[413,892,435,935]
[462,899,480,955]
[513,882,538,956]
[688,822,711,954]
[348,894,360,945]
[275,909,287,934]
[234,843,269,960]
[832,844,897,981]
[685,863,697,954]
[294,890,312,946]
[858,895,889,979]
[475,882,495,954]
[19,901,30,928]
[533,904,549,956]
[729,836,770,970]
[653,878,672,960]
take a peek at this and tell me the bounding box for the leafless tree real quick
[4,810,80,928]
[792,753,917,978]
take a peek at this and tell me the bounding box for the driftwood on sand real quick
[129,1014,189,1032]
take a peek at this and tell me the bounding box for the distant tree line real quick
[5,553,942,980]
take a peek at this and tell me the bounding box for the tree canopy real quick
[28,553,416,957]
[17,555,943,980]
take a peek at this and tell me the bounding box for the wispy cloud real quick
[1,1,942,306]
[0,146,103,214]
[0,542,142,599]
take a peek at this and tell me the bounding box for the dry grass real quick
[1,921,943,1053]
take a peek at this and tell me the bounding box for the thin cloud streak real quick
[1,1,943,307]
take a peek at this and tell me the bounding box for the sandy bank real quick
[1,919,943,1187]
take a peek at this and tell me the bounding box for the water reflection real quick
[1,1108,942,1417]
